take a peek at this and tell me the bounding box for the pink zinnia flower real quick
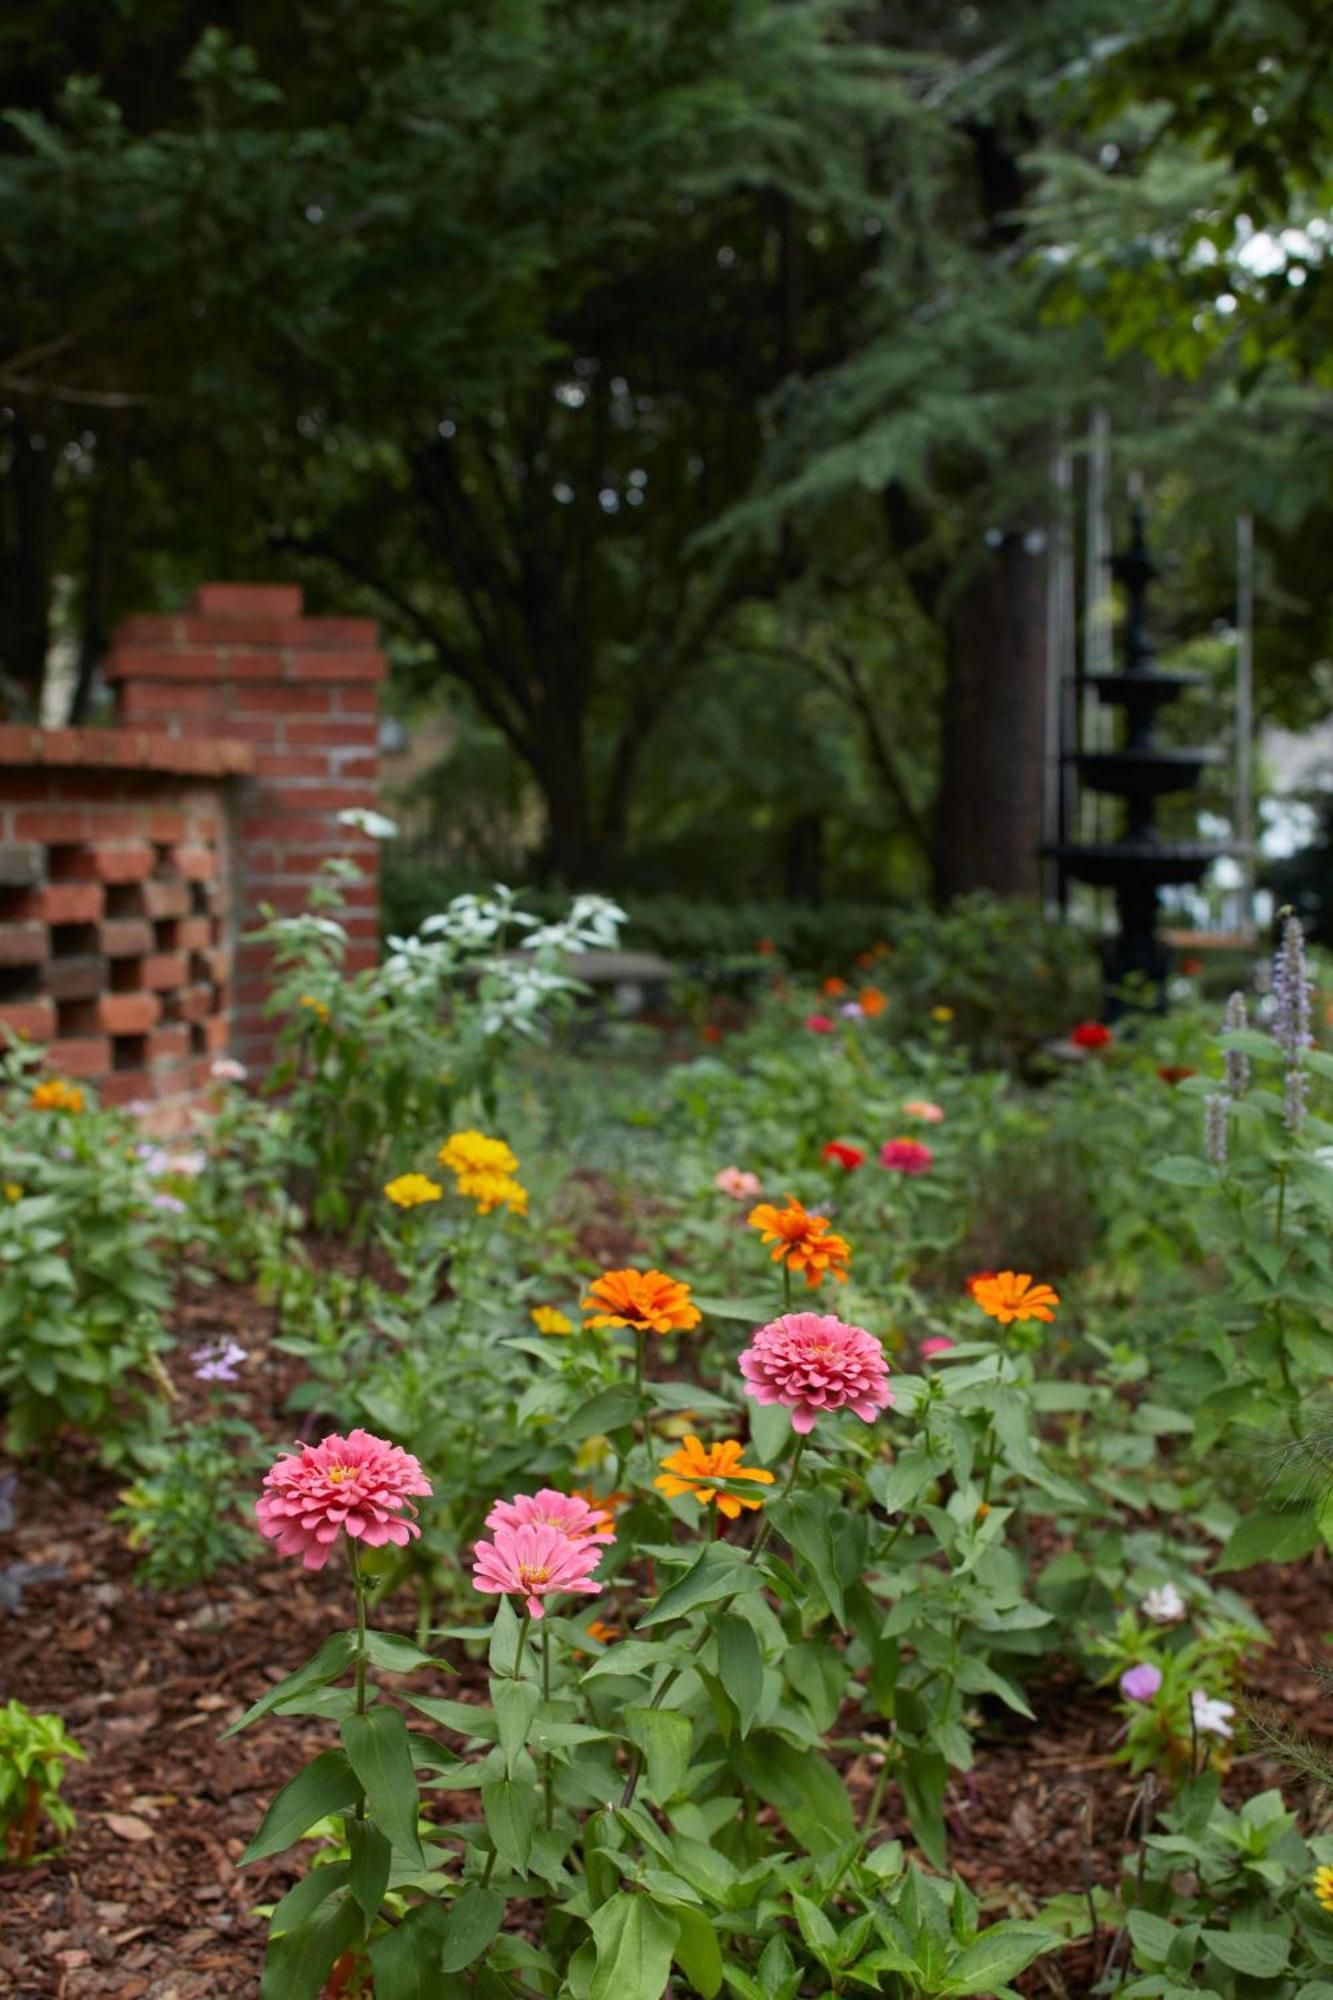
[739,1312,893,1434]
[255,1429,432,1572]
[880,1138,933,1175]
[901,1098,944,1124]
[920,1336,955,1360]
[485,1488,616,1546]
[805,1014,836,1034]
[471,1522,605,1618]
[715,1166,762,1201]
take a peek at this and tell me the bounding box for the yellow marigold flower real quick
[384,1172,443,1209]
[1313,1866,1333,1912]
[858,985,888,1018]
[582,1267,702,1334]
[531,1305,574,1335]
[655,1436,776,1519]
[3,1182,21,1202]
[438,1131,528,1215]
[972,1270,1060,1326]
[298,995,331,1021]
[931,1004,954,1023]
[30,1078,84,1113]
[747,1196,851,1289]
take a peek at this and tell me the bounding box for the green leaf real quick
[347,1818,391,1921]
[1201,1930,1291,1976]
[561,1386,644,1442]
[439,1885,506,1974]
[402,1694,498,1742]
[733,1735,855,1855]
[342,1707,425,1865]
[1150,1156,1218,1188]
[368,1901,450,2000]
[716,1614,764,1738]
[943,1924,1059,1994]
[268,1863,351,1940]
[481,1770,539,1874]
[260,1886,363,2000]
[769,1492,845,1626]
[792,1892,837,1959]
[673,1905,723,1997]
[364,1630,450,1676]
[226,1633,357,1736]
[624,1706,693,1803]
[638,1548,764,1627]
[492,1678,539,1777]
[588,1893,681,2000]
[1216,1506,1321,1571]
[1127,1911,1179,1967]
[242,1749,361,1865]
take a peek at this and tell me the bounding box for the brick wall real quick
[105,584,385,1074]
[0,729,249,1132]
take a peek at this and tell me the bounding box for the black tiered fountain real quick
[1051,507,1226,1011]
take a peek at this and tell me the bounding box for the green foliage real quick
[0,1699,84,1864]
[113,1417,262,1593]
[0,1045,173,1458]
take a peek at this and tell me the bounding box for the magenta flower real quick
[804,1014,836,1034]
[920,1336,955,1360]
[739,1312,893,1434]
[1120,1663,1163,1703]
[485,1488,616,1546]
[881,1138,933,1175]
[256,1429,432,1571]
[471,1521,606,1618]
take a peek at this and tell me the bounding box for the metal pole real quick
[1044,436,1073,913]
[1235,511,1255,937]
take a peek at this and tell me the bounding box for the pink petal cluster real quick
[804,1014,836,1034]
[920,1336,955,1360]
[880,1138,933,1175]
[715,1166,762,1201]
[256,1429,432,1572]
[485,1488,616,1545]
[739,1312,893,1434]
[472,1521,606,1618]
[901,1098,944,1124]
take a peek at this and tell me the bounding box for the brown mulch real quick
[4,1278,1333,1997]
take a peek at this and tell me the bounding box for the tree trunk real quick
[934,524,1048,902]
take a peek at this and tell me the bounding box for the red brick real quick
[201,1015,231,1053]
[91,843,155,884]
[177,916,213,950]
[47,1036,111,1078]
[98,1070,154,1108]
[335,687,379,713]
[13,810,87,842]
[145,809,189,844]
[232,685,334,715]
[252,752,330,779]
[201,947,232,982]
[0,921,48,967]
[118,682,228,718]
[0,999,56,1041]
[98,992,162,1036]
[100,919,153,958]
[46,955,105,1002]
[240,817,340,847]
[194,583,303,618]
[147,1024,190,1064]
[139,952,189,991]
[286,721,374,748]
[38,883,105,924]
[142,879,192,920]
[170,844,217,882]
[167,983,214,1024]
[284,650,386,684]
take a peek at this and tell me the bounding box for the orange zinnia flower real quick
[582,1267,702,1334]
[654,1436,776,1518]
[747,1197,851,1288]
[570,1486,629,1534]
[858,986,888,1018]
[822,975,848,997]
[971,1270,1060,1325]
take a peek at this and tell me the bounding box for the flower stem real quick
[634,1326,646,1400]
[782,1263,792,1313]
[542,1620,554,1831]
[747,1435,807,1566]
[348,1538,368,1824]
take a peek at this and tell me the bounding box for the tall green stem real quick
[348,1540,369,1823]
[542,1621,554,1830]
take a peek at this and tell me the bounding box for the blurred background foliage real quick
[3,0,1333,915]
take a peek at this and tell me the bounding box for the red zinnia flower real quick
[822,1141,865,1171]
[1070,1020,1112,1050]
[805,1014,836,1035]
[880,1138,933,1175]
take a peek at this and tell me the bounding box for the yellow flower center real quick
[519,1563,550,1587]
[326,1465,354,1484]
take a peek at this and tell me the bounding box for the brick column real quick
[105,584,384,1072]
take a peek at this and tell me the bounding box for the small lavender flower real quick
[839,1002,865,1022]
[1120,1663,1163,1703]
[1273,914,1312,1056]
[192,1339,246,1383]
[1204,1094,1229,1166]
[1223,991,1250,1098]
[152,1192,186,1214]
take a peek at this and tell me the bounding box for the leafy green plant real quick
[115,1415,262,1593]
[0,1700,84,1864]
